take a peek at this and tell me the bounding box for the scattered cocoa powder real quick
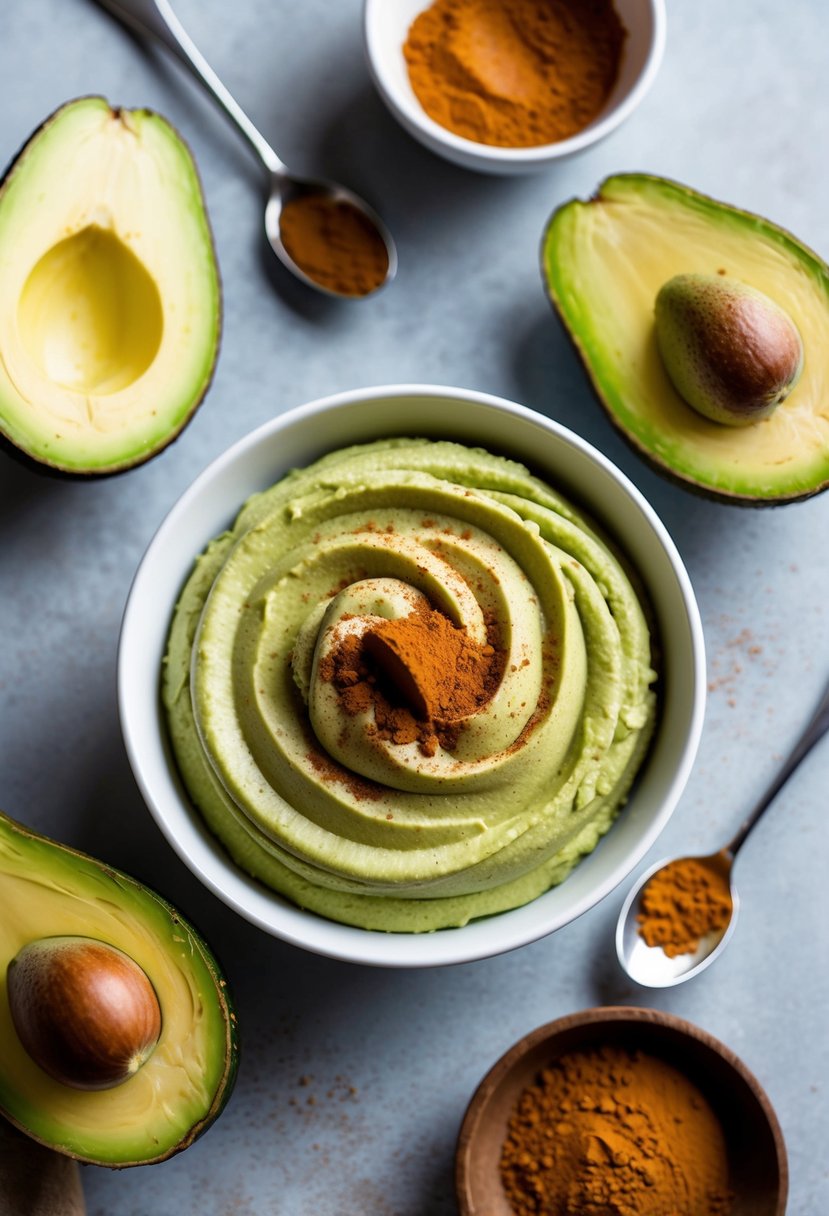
[305,748,383,802]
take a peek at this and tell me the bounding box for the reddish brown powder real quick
[500,1046,733,1216]
[637,854,733,958]
[279,195,389,297]
[365,609,498,720]
[404,0,626,148]
[305,748,383,802]
[319,605,503,756]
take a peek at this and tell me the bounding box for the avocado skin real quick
[0,382,217,480]
[541,172,829,507]
[0,97,222,478]
[0,809,238,1167]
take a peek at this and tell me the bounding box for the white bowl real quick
[363,0,666,174]
[118,385,704,968]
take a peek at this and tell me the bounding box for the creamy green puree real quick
[163,439,657,931]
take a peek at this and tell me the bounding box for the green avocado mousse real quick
[162,439,658,932]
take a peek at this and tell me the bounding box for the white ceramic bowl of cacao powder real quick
[119,385,704,967]
[363,0,667,174]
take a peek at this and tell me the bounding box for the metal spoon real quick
[93,0,397,297]
[617,673,829,987]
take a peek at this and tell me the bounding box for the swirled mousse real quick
[163,439,657,932]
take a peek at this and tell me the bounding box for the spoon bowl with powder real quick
[93,0,396,298]
[617,673,829,987]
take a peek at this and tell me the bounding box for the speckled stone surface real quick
[1,2,827,1213]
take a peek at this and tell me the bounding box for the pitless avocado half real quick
[0,97,220,475]
[0,810,238,1167]
[543,173,829,505]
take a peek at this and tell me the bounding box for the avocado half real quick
[0,810,238,1167]
[0,97,220,476]
[542,173,829,505]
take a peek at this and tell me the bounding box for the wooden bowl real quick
[456,1006,787,1216]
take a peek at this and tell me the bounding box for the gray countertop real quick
[1,2,827,1213]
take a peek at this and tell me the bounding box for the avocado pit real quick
[654,273,804,426]
[7,935,161,1091]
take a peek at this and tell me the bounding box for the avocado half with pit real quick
[542,173,829,505]
[0,97,220,475]
[0,810,238,1166]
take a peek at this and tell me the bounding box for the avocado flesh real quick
[0,97,220,474]
[0,811,237,1167]
[543,173,829,503]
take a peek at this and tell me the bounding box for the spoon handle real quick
[727,673,829,856]
[93,0,285,174]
